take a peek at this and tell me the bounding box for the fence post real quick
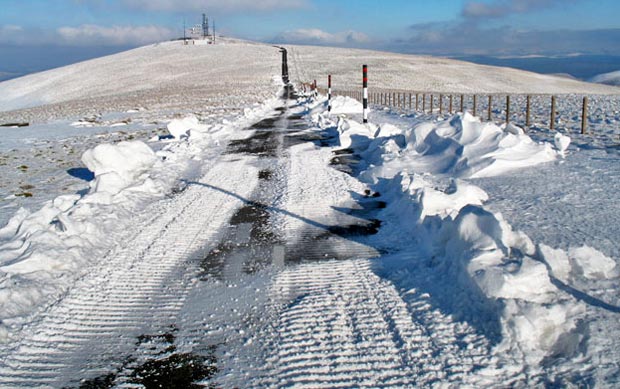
[449,95,453,114]
[439,94,443,115]
[362,65,368,123]
[430,94,434,114]
[460,94,464,113]
[550,95,556,130]
[422,94,426,113]
[488,95,492,121]
[506,95,511,124]
[328,75,332,113]
[473,94,477,117]
[525,95,531,128]
[581,96,588,134]
[409,93,412,110]
[416,94,419,111]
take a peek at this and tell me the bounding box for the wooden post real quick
[581,96,588,134]
[506,95,511,124]
[550,95,556,130]
[430,94,434,114]
[488,95,492,121]
[473,94,477,117]
[460,94,464,113]
[449,95,453,114]
[393,92,396,108]
[416,94,419,111]
[409,93,412,110]
[422,94,426,113]
[526,95,531,128]
[439,94,443,115]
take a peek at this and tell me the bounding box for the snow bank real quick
[339,112,560,181]
[0,94,283,342]
[167,115,212,140]
[312,102,598,365]
[374,174,584,363]
[82,141,158,196]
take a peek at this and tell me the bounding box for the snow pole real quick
[362,65,368,123]
[581,96,588,134]
[328,75,332,113]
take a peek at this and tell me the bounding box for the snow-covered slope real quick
[1,39,618,116]
[286,45,620,94]
[0,38,280,114]
[590,70,620,86]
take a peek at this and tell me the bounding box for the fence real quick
[323,88,599,134]
[310,81,620,139]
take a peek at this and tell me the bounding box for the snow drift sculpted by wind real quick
[82,141,159,196]
[345,112,560,181]
[0,99,281,342]
[313,100,614,366]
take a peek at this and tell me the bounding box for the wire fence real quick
[309,84,620,141]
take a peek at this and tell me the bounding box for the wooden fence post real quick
[409,93,412,110]
[423,94,426,113]
[439,94,443,115]
[550,95,556,130]
[416,94,419,111]
[526,95,531,128]
[430,94,434,114]
[582,96,588,134]
[460,94,464,113]
[488,95,492,121]
[449,95,453,114]
[473,94,477,117]
[506,95,511,124]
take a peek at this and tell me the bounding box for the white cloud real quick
[57,25,174,46]
[272,28,370,46]
[121,0,308,12]
[0,24,174,46]
[462,0,578,19]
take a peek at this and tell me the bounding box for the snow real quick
[338,112,559,181]
[311,91,620,375]
[0,94,282,343]
[82,141,158,195]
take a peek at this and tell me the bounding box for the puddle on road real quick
[258,169,273,180]
[201,196,284,281]
[227,131,279,157]
[77,330,217,389]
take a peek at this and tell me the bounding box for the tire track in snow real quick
[253,259,496,388]
[0,156,259,387]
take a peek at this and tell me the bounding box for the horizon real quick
[1,0,619,81]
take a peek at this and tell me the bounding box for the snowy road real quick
[0,86,510,387]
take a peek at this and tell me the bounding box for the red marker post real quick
[362,65,368,123]
[328,75,332,113]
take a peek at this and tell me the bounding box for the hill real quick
[0,38,618,118]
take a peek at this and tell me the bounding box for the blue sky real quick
[1,0,619,78]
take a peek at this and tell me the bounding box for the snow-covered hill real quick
[590,70,620,86]
[1,38,618,116]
